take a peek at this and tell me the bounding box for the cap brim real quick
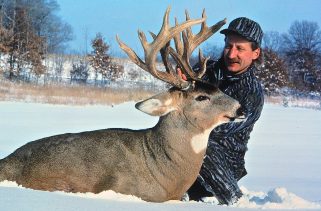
[220,29,257,43]
[220,29,241,35]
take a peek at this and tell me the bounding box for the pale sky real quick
[55,0,321,56]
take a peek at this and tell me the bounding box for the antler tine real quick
[193,15,227,79]
[169,10,226,80]
[149,31,176,76]
[185,10,193,39]
[138,30,149,57]
[172,9,202,80]
[169,11,200,80]
[176,30,196,79]
[117,6,206,89]
[197,48,210,78]
[116,35,147,71]
[191,11,227,54]
[173,18,184,56]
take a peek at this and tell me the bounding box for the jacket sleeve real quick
[212,83,264,136]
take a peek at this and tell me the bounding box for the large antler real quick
[116,6,225,89]
[171,10,227,80]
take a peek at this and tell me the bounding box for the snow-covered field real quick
[0,101,321,210]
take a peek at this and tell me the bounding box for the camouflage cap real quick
[220,17,263,46]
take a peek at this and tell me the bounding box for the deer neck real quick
[143,113,211,198]
[152,112,210,163]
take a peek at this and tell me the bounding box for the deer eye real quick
[195,95,210,101]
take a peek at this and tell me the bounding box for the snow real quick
[0,101,321,210]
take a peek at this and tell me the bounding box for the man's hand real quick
[177,68,187,81]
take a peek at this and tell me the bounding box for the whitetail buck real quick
[0,7,244,202]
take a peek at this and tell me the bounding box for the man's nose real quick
[227,47,237,58]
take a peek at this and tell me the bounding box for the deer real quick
[0,7,244,202]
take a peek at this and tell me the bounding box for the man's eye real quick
[196,95,210,101]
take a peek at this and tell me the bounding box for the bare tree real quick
[1,6,45,80]
[282,20,321,92]
[52,54,65,82]
[262,31,282,53]
[0,19,12,55]
[283,20,321,52]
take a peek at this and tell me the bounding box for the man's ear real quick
[252,48,261,60]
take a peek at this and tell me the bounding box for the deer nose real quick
[236,106,245,117]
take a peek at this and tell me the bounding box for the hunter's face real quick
[223,34,260,74]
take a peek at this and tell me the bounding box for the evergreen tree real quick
[89,33,123,84]
[89,33,111,84]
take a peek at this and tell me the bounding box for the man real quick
[186,17,265,205]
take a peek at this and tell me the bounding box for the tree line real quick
[0,0,122,85]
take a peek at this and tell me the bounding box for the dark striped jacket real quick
[190,59,264,204]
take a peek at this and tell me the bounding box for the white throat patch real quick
[190,128,212,154]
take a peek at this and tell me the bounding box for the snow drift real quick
[0,101,321,210]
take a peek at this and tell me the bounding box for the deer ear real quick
[135,95,175,116]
